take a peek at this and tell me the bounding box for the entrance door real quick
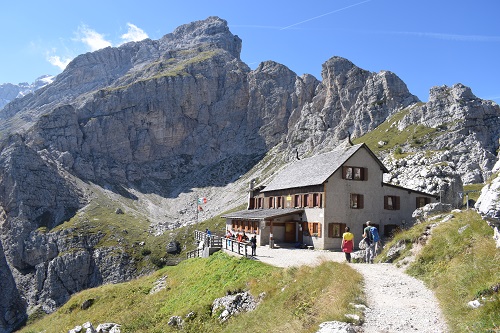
[285,222,296,243]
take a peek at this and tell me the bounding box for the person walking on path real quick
[341,226,354,263]
[363,221,375,263]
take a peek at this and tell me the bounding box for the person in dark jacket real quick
[250,235,257,256]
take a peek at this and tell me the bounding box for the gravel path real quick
[235,246,449,333]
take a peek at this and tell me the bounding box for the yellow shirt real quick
[342,232,354,241]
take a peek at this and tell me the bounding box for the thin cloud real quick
[121,23,149,43]
[394,31,500,42]
[46,23,149,71]
[230,24,283,30]
[280,0,372,30]
[47,55,72,70]
[76,24,112,51]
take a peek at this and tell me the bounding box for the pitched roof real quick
[261,143,387,192]
[222,208,304,220]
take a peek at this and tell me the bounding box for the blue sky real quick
[1,0,499,102]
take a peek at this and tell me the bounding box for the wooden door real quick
[285,222,296,243]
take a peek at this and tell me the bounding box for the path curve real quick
[235,246,448,333]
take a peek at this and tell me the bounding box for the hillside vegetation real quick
[379,209,500,332]
[18,207,500,332]
[19,252,363,333]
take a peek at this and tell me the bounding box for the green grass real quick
[103,49,221,93]
[463,183,485,204]
[381,210,500,332]
[19,252,363,333]
[352,106,448,156]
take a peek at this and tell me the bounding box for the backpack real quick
[370,226,380,242]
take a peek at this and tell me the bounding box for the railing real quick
[222,238,252,257]
[194,230,222,248]
[186,248,203,259]
[187,230,224,259]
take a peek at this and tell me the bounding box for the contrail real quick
[280,0,372,30]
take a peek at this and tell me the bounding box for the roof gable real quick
[262,143,385,192]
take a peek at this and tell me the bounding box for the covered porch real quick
[222,208,305,248]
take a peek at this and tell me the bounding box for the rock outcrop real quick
[286,56,420,157]
[475,158,500,248]
[394,84,500,184]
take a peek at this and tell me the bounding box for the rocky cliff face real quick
[0,16,499,333]
[286,56,420,156]
[395,84,500,184]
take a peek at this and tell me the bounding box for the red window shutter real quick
[308,222,313,235]
[328,223,333,238]
[309,194,313,207]
[319,193,323,208]
[317,223,322,237]
[359,194,364,209]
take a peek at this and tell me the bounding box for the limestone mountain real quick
[0,75,54,111]
[0,16,499,333]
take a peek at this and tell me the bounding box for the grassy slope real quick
[20,252,363,333]
[379,210,500,332]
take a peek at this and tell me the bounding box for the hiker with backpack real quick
[363,221,379,264]
[371,223,381,255]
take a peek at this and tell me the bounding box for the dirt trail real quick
[352,263,448,333]
[241,246,449,332]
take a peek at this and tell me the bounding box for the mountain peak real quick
[160,16,242,59]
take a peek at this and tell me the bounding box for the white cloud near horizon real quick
[121,23,149,43]
[76,24,112,51]
[47,55,72,70]
[46,23,148,71]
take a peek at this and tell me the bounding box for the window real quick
[313,193,323,207]
[384,196,400,210]
[416,197,431,208]
[257,197,264,209]
[294,194,301,208]
[350,194,364,209]
[343,166,367,180]
[277,196,283,208]
[307,222,321,237]
[268,197,274,209]
[328,223,346,238]
[232,220,259,234]
[303,194,310,208]
[384,224,399,237]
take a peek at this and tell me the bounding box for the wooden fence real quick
[187,230,252,258]
[222,238,252,257]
